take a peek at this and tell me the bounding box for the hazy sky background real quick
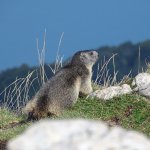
[0,0,150,71]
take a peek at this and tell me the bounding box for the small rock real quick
[89,84,132,100]
[132,73,150,98]
[7,119,150,150]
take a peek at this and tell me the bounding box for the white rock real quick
[89,84,132,100]
[7,119,150,150]
[132,73,150,98]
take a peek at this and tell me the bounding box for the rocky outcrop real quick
[89,73,150,100]
[132,73,150,98]
[89,84,132,100]
[7,119,150,150]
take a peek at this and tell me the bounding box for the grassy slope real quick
[0,93,150,141]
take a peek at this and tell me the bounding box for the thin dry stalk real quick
[0,71,36,111]
[48,32,64,74]
[94,53,118,87]
[138,46,141,74]
[37,29,48,85]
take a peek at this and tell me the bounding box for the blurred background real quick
[0,0,150,94]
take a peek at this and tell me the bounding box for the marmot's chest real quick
[75,77,81,89]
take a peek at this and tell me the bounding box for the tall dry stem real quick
[48,32,64,74]
[94,53,118,87]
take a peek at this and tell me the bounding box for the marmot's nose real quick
[93,51,99,57]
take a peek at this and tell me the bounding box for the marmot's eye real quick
[89,51,94,55]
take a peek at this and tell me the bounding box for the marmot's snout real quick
[92,51,99,60]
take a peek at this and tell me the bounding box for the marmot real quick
[24,50,99,120]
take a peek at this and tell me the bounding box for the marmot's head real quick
[71,50,99,66]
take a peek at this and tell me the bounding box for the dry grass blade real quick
[48,32,64,74]
[36,29,48,85]
[0,71,36,111]
[94,53,118,87]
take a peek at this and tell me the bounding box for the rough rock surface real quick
[132,73,150,98]
[89,84,132,100]
[7,119,150,150]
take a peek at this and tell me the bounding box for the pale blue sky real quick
[0,0,150,70]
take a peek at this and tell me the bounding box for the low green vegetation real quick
[0,93,150,141]
[63,94,150,136]
[0,108,31,140]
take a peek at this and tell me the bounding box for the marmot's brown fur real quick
[23,50,99,120]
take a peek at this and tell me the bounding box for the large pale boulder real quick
[132,73,150,98]
[7,119,150,150]
[89,84,132,100]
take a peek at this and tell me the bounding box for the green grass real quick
[0,108,31,140]
[0,93,150,141]
[62,94,150,136]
